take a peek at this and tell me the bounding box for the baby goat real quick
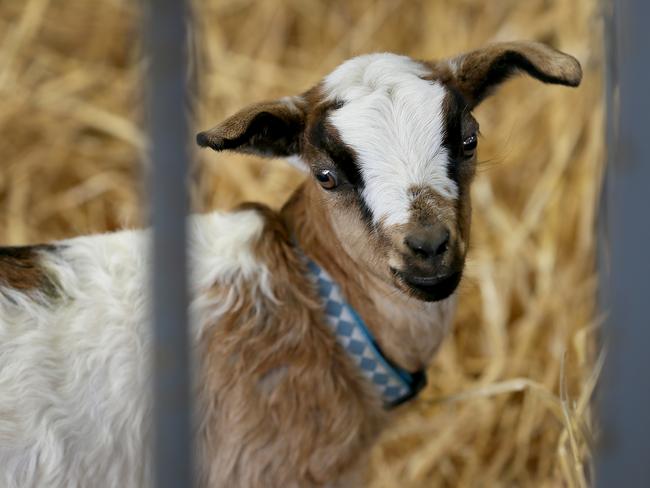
[0,42,581,487]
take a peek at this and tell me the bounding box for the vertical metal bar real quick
[597,0,650,486]
[143,1,193,487]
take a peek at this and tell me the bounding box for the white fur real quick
[0,209,267,488]
[284,155,310,172]
[323,53,457,226]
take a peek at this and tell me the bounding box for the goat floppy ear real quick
[441,41,582,108]
[196,96,306,157]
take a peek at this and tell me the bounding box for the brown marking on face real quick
[0,245,59,296]
[197,202,384,486]
[301,88,364,185]
[377,186,460,270]
[439,89,478,256]
[408,186,457,227]
[300,87,381,247]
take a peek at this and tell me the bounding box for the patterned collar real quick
[303,256,427,408]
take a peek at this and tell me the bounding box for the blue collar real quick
[303,256,427,408]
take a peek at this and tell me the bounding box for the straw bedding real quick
[0,0,603,486]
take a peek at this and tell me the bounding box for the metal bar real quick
[143,1,193,487]
[597,0,650,486]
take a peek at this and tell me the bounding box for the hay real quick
[0,0,604,486]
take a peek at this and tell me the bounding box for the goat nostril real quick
[405,236,426,258]
[412,245,429,259]
[405,228,450,260]
[434,231,450,256]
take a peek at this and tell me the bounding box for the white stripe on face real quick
[323,54,457,226]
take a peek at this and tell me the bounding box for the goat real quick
[0,41,581,487]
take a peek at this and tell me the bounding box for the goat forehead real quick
[323,53,457,226]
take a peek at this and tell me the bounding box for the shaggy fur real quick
[0,211,267,487]
[0,42,581,487]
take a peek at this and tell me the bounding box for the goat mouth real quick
[392,269,462,302]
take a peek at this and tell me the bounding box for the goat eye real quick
[462,134,478,158]
[315,169,338,190]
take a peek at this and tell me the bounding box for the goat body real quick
[0,42,582,487]
[0,201,401,487]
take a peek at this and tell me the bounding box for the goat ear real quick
[442,41,582,108]
[196,96,306,158]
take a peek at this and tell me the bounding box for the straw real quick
[0,1,603,485]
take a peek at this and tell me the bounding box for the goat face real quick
[197,41,581,302]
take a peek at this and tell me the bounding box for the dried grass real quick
[0,0,604,486]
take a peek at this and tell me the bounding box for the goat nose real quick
[404,225,450,260]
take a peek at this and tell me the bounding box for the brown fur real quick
[196,98,307,157]
[282,181,456,373]
[427,41,582,107]
[381,186,463,270]
[196,201,384,487]
[0,245,58,296]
